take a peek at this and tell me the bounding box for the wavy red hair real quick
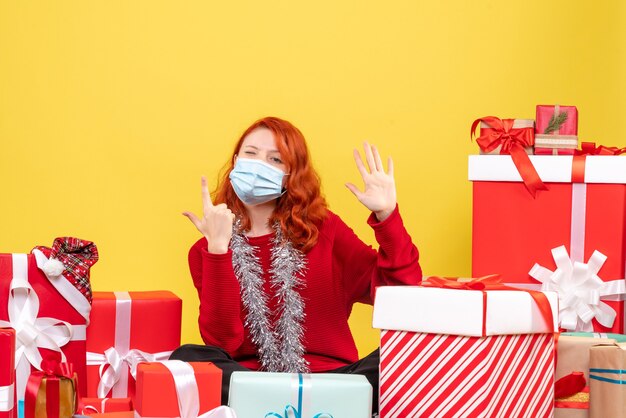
[214,117,328,252]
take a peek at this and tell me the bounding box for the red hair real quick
[214,117,328,252]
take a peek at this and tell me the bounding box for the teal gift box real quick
[562,332,626,343]
[228,372,372,418]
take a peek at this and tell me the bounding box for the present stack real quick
[469,105,626,417]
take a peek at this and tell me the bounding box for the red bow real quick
[471,116,548,197]
[421,275,555,337]
[554,372,587,400]
[576,142,626,156]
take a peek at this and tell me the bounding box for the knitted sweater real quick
[188,205,422,371]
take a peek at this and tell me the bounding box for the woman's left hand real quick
[346,142,397,222]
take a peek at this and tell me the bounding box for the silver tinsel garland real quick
[230,220,309,373]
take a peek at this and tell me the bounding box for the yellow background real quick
[1,1,624,356]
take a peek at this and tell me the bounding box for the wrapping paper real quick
[536,105,578,136]
[0,254,89,399]
[229,372,371,418]
[86,291,182,399]
[589,342,626,418]
[0,329,15,418]
[80,398,132,415]
[470,155,626,332]
[378,331,554,417]
[134,361,221,418]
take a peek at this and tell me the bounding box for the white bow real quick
[0,383,14,412]
[529,245,626,331]
[0,254,76,400]
[87,347,172,398]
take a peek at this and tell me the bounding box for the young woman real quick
[171,116,422,412]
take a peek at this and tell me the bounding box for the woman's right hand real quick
[183,176,235,254]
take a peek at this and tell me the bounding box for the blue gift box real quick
[228,372,372,418]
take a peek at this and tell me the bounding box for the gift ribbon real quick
[85,291,173,398]
[0,254,86,402]
[264,373,334,418]
[529,246,626,331]
[471,116,547,197]
[589,368,626,384]
[576,142,626,156]
[130,361,237,418]
[421,275,555,336]
[80,398,110,414]
[0,384,14,412]
[32,249,92,324]
[24,361,78,418]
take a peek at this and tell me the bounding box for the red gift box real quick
[470,154,626,333]
[86,291,182,400]
[80,397,132,415]
[134,361,221,418]
[0,252,92,401]
[1,329,16,418]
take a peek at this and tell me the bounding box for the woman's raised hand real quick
[183,176,235,254]
[345,142,397,222]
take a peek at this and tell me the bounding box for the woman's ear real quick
[233,154,238,164]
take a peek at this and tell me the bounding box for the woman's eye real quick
[244,151,255,155]
[270,157,283,164]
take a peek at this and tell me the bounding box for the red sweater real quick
[188,206,422,371]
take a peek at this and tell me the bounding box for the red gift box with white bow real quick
[470,154,626,333]
[0,241,96,402]
[85,291,182,400]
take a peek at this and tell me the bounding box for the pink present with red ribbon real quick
[0,239,98,402]
[85,291,182,401]
[470,154,626,333]
[1,328,16,418]
[373,278,558,418]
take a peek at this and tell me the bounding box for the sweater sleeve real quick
[188,238,245,354]
[333,205,422,305]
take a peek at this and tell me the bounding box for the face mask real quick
[229,158,287,206]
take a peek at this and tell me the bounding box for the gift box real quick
[589,342,626,417]
[229,372,372,418]
[470,155,626,333]
[23,362,78,418]
[85,291,182,400]
[134,361,221,418]
[1,329,15,418]
[0,243,96,401]
[474,118,535,155]
[535,105,579,159]
[372,281,558,418]
[79,398,132,415]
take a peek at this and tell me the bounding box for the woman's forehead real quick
[241,127,279,152]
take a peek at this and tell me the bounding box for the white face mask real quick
[229,158,287,206]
